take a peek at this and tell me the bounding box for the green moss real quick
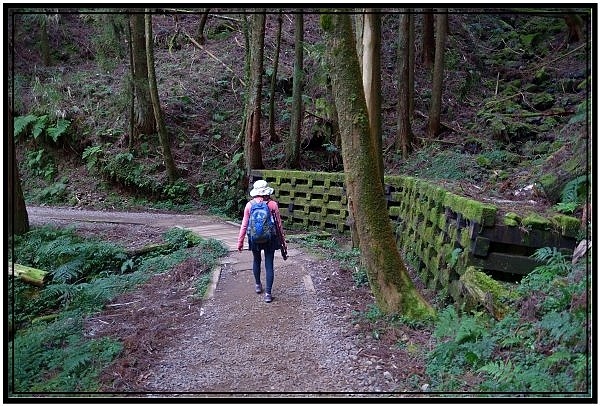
[538,173,558,190]
[319,14,333,32]
[522,212,551,230]
[444,193,497,226]
[460,231,472,250]
[564,155,585,174]
[460,266,516,318]
[503,212,521,227]
[551,214,581,238]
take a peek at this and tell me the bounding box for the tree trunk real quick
[40,15,50,66]
[8,106,30,236]
[421,9,434,68]
[354,12,364,71]
[196,8,210,45]
[269,11,283,143]
[145,10,178,182]
[396,11,413,158]
[408,13,415,119]
[130,13,156,136]
[244,10,266,173]
[127,16,135,149]
[362,10,383,186]
[321,12,434,318]
[428,10,447,139]
[286,11,304,169]
[236,14,251,150]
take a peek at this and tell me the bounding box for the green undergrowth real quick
[425,247,590,394]
[8,226,227,394]
[289,231,367,287]
[306,232,590,394]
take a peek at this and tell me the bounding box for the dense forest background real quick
[6,7,594,396]
[8,8,592,224]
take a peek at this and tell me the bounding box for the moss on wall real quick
[251,169,578,305]
[522,212,552,230]
[504,212,521,226]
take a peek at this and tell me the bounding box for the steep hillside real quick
[9,8,591,225]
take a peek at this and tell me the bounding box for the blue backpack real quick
[248,201,275,244]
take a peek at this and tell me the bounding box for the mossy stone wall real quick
[251,170,578,302]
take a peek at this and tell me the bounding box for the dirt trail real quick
[26,206,431,397]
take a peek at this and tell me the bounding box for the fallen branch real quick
[414,110,473,140]
[8,263,48,287]
[106,300,140,308]
[183,30,245,87]
[126,242,172,257]
[500,110,575,118]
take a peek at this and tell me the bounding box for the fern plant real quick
[14,113,71,144]
[426,246,589,393]
[553,175,588,214]
[9,220,231,394]
[8,311,122,393]
[12,225,128,284]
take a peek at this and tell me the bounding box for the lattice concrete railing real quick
[250,170,579,299]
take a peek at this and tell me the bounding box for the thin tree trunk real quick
[396,11,413,158]
[422,9,434,68]
[428,10,447,139]
[362,10,383,186]
[269,11,283,143]
[286,11,303,169]
[8,106,30,236]
[196,8,210,45]
[127,15,135,150]
[145,10,178,182]
[354,12,364,71]
[408,13,415,119]
[236,14,251,150]
[40,15,50,66]
[322,12,434,318]
[244,10,266,173]
[131,13,156,136]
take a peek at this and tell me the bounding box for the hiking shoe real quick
[264,293,272,303]
[255,284,263,294]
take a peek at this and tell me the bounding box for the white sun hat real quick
[250,179,274,197]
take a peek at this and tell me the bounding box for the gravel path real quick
[139,251,401,396]
[26,206,432,398]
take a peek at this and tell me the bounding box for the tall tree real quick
[39,14,50,66]
[428,10,448,139]
[408,12,415,118]
[354,12,364,70]
[130,13,156,136]
[195,8,210,45]
[396,10,413,158]
[244,10,266,173]
[286,11,304,169]
[362,9,383,185]
[145,10,178,182]
[421,9,434,68]
[321,12,434,318]
[8,106,30,236]
[269,11,283,143]
[127,14,135,149]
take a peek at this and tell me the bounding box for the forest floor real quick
[27,205,446,397]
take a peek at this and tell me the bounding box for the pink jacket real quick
[237,197,286,251]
